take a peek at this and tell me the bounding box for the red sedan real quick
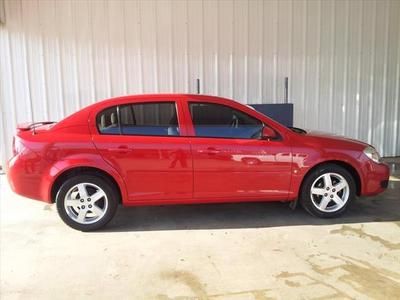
[7,94,389,231]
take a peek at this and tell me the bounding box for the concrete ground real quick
[1,160,400,299]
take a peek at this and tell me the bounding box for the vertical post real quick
[284,77,289,103]
[0,0,5,24]
[196,78,200,94]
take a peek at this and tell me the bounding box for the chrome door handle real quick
[107,146,133,154]
[205,147,220,155]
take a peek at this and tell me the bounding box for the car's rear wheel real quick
[56,175,118,231]
[300,164,356,218]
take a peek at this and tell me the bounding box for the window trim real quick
[188,101,265,140]
[96,101,181,137]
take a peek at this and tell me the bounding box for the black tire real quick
[56,174,119,231]
[299,164,356,218]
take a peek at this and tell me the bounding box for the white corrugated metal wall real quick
[1,0,399,166]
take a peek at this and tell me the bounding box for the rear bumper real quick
[7,150,52,203]
[361,161,390,196]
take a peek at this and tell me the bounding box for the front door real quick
[92,100,192,202]
[187,101,292,201]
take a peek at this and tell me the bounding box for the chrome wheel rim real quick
[310,172,350,213]
[64,183,108,224]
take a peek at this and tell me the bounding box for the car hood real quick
[302,130,369,149]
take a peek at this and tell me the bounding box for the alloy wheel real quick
[310,172,350,213]
[64,183,108,224]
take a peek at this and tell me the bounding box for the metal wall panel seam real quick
[0,9,15,163]
[0,84,6,165]
[355,0,363,140]
[258,0,264,102]
[272,0,278,103]
[316,0,321,130]
[153,0,159,93]
[367,0,376,144]
[122,0,128,95]
[328,0,335,133]
[200,0,204,95]
[71,0,80,110]
[5,10,17,127]
[381,0,390,155]
[0,59,6,163]
[138,0,144,94]
[342,0,350,136]
[89,0,96,102]
[184,0,189,93]
[288,0,293,103]
[244,0,249,103]
[394,2,400,155]
[20,1,34,122]
[38,0,49,120]
[169,0,174,92]
[301,1,307,126]
[54,1,65,115]
[214,0,219,95]
[229,0,234,99]
[105,0,112,98]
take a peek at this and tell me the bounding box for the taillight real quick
[12,137,25,157]
[12,137,16,156]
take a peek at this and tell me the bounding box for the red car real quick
[7,94,389,231]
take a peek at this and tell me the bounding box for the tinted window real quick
[119,102,179,136]
[189,102,263,139]
[97,106,120,135]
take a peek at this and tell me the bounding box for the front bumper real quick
[361,160,390,196]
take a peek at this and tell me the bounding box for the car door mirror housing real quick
[261,126,279,140]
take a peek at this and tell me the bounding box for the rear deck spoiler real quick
[17,122,56,134]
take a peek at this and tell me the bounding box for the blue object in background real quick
[250,104,294,127]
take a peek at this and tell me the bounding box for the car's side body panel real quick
[189,137,292,200]
[89,96,193,202]
[6,94,390,208]
[92,134,193,201]
[178,96,293,201]
[7,124,129,203]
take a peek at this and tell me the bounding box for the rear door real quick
[184,98,292,201]
[92,97,193,202]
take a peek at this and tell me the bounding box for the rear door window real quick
[119,102,179,136]
[97,102,179,136]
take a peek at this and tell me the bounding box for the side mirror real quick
[261,126,278,140]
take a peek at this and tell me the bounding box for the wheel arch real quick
[50,166,124,204]
[301,160,362,196]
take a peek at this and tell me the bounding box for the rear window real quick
[97,102,179,136]
[97,106,120,135]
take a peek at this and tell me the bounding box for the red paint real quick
[7,94,389,206]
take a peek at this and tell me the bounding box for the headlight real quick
[363,146,381,163]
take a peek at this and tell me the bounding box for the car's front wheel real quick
[300,164,356,218]
[56,175,118,231]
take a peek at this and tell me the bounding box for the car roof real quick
[91,93,234,106]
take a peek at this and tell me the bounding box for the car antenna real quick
[196,78,201,94]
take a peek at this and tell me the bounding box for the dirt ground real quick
[1,159,399,299]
